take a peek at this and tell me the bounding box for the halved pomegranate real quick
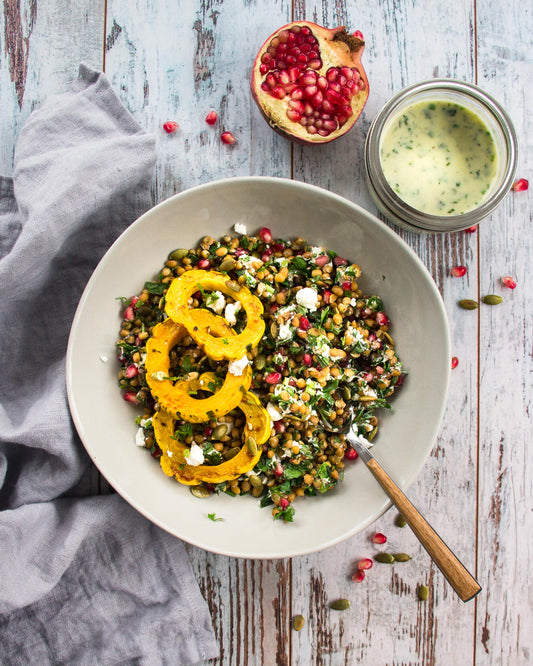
[251,21,369,144]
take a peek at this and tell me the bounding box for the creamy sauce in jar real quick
[380,100,498,215]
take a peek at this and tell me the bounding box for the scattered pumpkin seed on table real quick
[459,298,479,310]
[375,552,395,564]
[330,599,351,611]
[292,614,305,631]
[482,294,503,305]
[393,553,412,562]
[418,584,429,601]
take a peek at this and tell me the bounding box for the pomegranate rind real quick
[251,21,369,145]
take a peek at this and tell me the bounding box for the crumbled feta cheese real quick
[224,301,242,326]
[167,450,173,458]
[135,428,146,447]
[205,290,225,314]
[151,371,168,381]
[140,417,152,428]
[99,354,109,363]
[234,222,247,235]
[228,355,250,376]
[296,287,318,312]
[277,322,292,341]
[266,402,284,421]
[186,443,205,466]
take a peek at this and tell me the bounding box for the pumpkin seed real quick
[224,447,241,460]
[330,599,351,611]
[169,248,189,261]
[190,485,210,499]
[395,514,407,528]
[393,553,412,562]
[249,474,263,488]
[254,355,266,370]
[293,614,305,631]
[225,279,241,293]
[375,552,395,564]
[341,386,351,400]
[368,426,378,442]
[251,485,264,498]
[418,584,429,601]
[482,294,503,305]
[459,298,479,310]
[211,424,228,440]
[270,322,278,338]
[246,436,258,455]
[219,257,236,273]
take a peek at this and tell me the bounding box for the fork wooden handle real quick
[366,457,481,602]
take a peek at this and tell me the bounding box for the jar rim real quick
[364,78,518,232]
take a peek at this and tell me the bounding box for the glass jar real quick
[364,79,518,232]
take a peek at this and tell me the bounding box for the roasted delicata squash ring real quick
[145,313,252,422]
[153,372,271,484]
[164,270,265,361]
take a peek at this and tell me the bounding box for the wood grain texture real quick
[475,0,533,663]
[2,0,531,663]
[0,0,104,174]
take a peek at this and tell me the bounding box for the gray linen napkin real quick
[0,64,219,665]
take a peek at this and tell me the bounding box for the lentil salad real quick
[116,227,404,522]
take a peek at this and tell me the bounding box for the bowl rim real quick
[66,175,451,558]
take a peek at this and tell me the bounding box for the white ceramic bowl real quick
[66,176,450,559]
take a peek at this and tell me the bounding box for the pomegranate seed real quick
[358,558,373,570]
[125,364,139,379]
[274,420,286,433]
[124,305,135,321]
[502,275,517,289]
[221,131,236,145]
[205,111,218,125]
[123,390,139,405]
[451,356,459,369]
[203,426,213,437]
[286,109,302,122]
[163,121,179,133]
[353,30,364,40]
[265,371,282,384]
[302,353,313,366]
[464,226,478,233]
[314,254,329,267]
[451,265,467,277]
[274,463,284,477]
[299,315,310,330]
[372,532,387,544]
[342,281,351,290]
[197,258,210,269]
[352,570,365,583]
[375,312,389,326]
[130,296,139,306]
[333,256,348,266]
[375,366,384,375]
[344,446,358,460]
[280,497,290,510]
[512,178,529,192]
[259,227,273,243]
[323,290,332,304]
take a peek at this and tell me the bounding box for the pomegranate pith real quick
[251,21,369,144]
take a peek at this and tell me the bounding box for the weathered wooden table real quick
[2,1,531,663]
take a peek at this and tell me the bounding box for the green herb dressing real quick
[380,101,498,215]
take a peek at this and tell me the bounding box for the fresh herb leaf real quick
[208,512,224,522]
[144,281,165,295]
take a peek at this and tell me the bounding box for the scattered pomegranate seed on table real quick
[220,131,236,145]
[451,265,467,277]
[502,276,517,289]
[451,356,459,369]
[162,121,179,133]
[205,110,218,125]
[372,532,387,544]
[512,178,529,192]
[352,30,364,40]
[357,558,373,570]
[352,569,366,583]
